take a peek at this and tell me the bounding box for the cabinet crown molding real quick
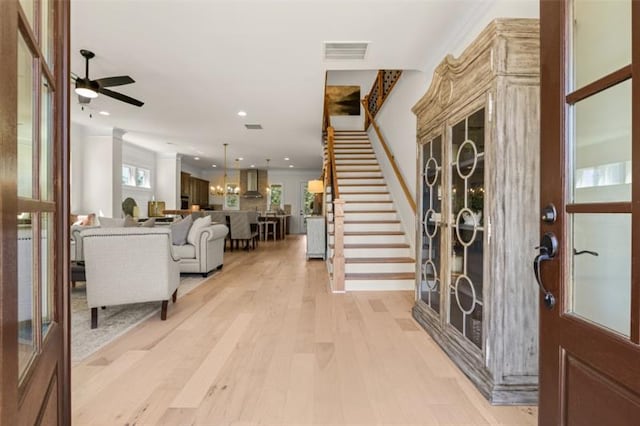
[412,18,539,127]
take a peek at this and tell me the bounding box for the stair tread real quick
[343,210,396,213]
[328,257,415,264]
[345,272,415,280]
[338,184,386,186]
[338,191,390,194]
[338,220,401,223]
[329,231,404,236]
[332,163,378,166]
[338,176,384,180]
[345,257,415,263]
[329,243,410,249]
[336,200,392,204]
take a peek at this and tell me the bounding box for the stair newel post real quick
[332,199,345,292]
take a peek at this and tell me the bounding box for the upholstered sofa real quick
[72,222,228,277]
[173,223,228,276]
[81,227,181,328]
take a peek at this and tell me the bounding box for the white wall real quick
[81,135,114,217]
[372,0,539,251]
[70,122,86,213]
[121,140,156,217]
[327,70,378,130]
[156,153,180,210]
[71,123,183,218]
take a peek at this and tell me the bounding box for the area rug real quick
[71,275,210,362]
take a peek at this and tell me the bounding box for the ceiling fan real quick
[72,49,144,107]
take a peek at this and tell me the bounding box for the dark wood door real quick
[539,1,640,424]
[0,0,70,424]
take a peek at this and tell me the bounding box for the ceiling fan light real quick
[75,87,98,98]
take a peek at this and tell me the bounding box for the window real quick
[268,184,283,209]
[122,165,151,189]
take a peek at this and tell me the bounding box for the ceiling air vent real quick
[324,41,369,60]
[244,124,263,130]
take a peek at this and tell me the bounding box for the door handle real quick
[533,232,557,309]
[573,248,599,257]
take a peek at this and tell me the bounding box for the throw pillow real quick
[170,215,193,245]
[141,218,156,228]
[124,215,138,227]
[98,216,125,228]
[187,215,212,245]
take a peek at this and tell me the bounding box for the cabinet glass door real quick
[419,135,443,313]
[448,108,485,349]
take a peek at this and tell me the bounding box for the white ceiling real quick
[70,0,487,171]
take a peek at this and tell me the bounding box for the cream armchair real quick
[81,227,180,328]
[174,223,228,277]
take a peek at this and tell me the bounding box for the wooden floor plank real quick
[72,235,537,425]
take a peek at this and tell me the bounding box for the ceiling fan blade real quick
[71,72,79,81]
[94,75,135,88]
[98,87,144,107]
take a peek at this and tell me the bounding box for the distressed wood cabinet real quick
[412,19,540,404]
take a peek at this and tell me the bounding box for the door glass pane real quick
[41,77,54,201]
[572,0,631,89]
[18,34,34,199]
[420,135,442,313]
[573,80,631,203]
[18,0,34,29]
[449,109,485,349]
[42,212,54,337]
[570,213,630,336]
[41,0,55,69]
[18,212,36,377]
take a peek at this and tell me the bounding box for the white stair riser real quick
[345,263,415,274]
[330,247,412,258]
[337,186,389,193]
[336,149,375,160]
[327,203,395,212]
[329,222,403,232]
[336,171,382,178]
[334,153,376,158]
[343,212,397,221]
[338,178,385,185]
[339,193,391,201]
[334,144,372,149]
[345,280,415,291]
[335,158,377,164]
[333,164,379,171]
[329,234,407,245]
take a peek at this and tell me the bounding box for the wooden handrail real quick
[327,127,339,200]
[322,71,331,133]
[361,100,416,213]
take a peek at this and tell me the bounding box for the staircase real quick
[326,130,415,291]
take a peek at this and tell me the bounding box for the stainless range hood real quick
[242,169,263,198]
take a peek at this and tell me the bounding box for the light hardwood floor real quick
[72,235,537,426]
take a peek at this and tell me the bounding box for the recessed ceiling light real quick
[250,164,255,168]
[238,157,244,161]
[289,165,294,168]
[99,111,110,116]
[194,157,200,160]
[237,111,247,117]
[284,157,290,161]
[212,164,217,167]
